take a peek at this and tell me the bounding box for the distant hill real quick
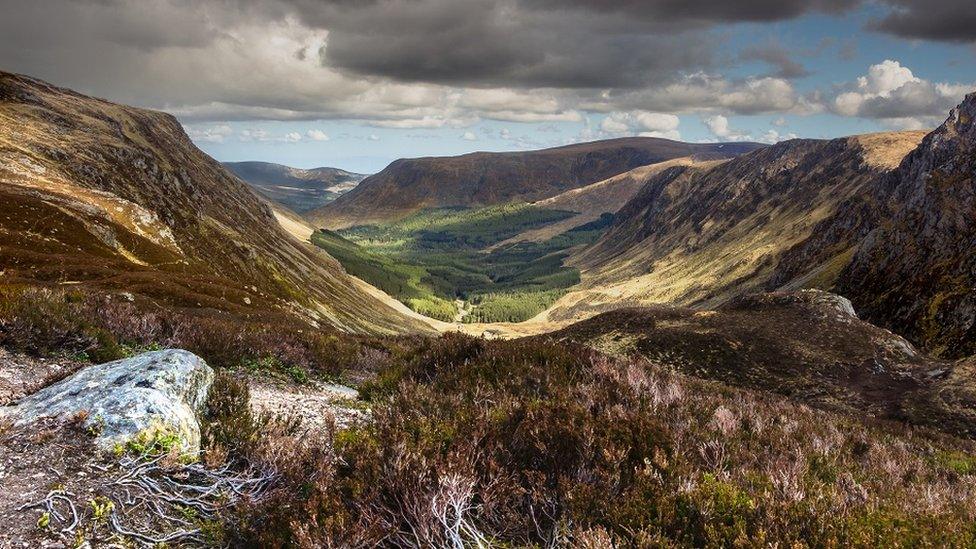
[0,70,429,335]
[493,155,732,247]
[224,161,365,213]
[308,138,764,229]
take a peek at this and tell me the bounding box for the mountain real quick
[821,93,976,358]
[549,289,976,436]
[562,131,926,318]
[491,155,731,247]
[0,70,429,334]
[309,138,764,229]
[223,161,365,213]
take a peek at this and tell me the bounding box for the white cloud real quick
[461,131,478,141]
[368,134,380,141]
[831,60,973,127]
[306,129,330,141]
[282,131,303,142]
[702,114,750,141]
[367,116,454,129]
[600,111,681,139]
[600,114,631,133]
[184,124,232,143]
[589,73,817,117]
[703,115,730,137]
[238,128,270,142]
[758,129,798,144]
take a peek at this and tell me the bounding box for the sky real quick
[1,0,974,173]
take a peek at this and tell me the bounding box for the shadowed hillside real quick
[829,94,976,358]
[564,132,925,317]
[549,289,976,436]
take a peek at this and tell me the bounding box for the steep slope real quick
[831,93,976,358]
[492,156,730,247]
[565,132,925,317]
[0,71,429,334]
[310,139,763,229]
[224,161,365,213]
[550,290,976,435]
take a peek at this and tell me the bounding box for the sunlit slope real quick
[0,70,430,334]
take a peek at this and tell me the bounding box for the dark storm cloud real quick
[0,0,970,124]
[322,7,718,88]
[519,0,859,23]
[296,0,852,88]
[869,0,976,43]
[739,43,812,79]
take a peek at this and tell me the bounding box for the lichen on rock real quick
[0,349,214,453]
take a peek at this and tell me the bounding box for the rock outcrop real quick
[836,92,976,358]
[1,350,213,452]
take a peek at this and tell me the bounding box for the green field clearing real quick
[312,204,614,323]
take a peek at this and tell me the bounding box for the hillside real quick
[309,139,763,229]
[492,156,730,247]
[550,289,976,435]
[832,93,976,358]
[224,161,365,213]
[564,132,926,318]
[0,70,429,334]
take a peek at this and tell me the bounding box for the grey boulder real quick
[0,349,214,453]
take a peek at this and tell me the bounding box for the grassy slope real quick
[312,204,611,323]
[243,334,976,547]
[0,70,426,335]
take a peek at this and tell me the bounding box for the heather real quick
[5,287,976,547]
[234,334,976,547]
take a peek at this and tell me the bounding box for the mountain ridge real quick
[833,93,976,357]
[568,132,925,309]
[223,161,366,213]
[309,138,764,229]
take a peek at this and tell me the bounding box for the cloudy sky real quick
[2,0,974,172]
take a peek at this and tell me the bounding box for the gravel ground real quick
[248,378,369,432]
[0,350,84,406]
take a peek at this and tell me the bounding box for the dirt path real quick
[248,378,369,431]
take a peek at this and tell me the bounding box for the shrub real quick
[0,285,386,381]
[232,335,976,547]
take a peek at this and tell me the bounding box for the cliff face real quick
[0,71,428,334]
[836,93,976,357]
[309,138,763,229]
[570,133,924,309]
